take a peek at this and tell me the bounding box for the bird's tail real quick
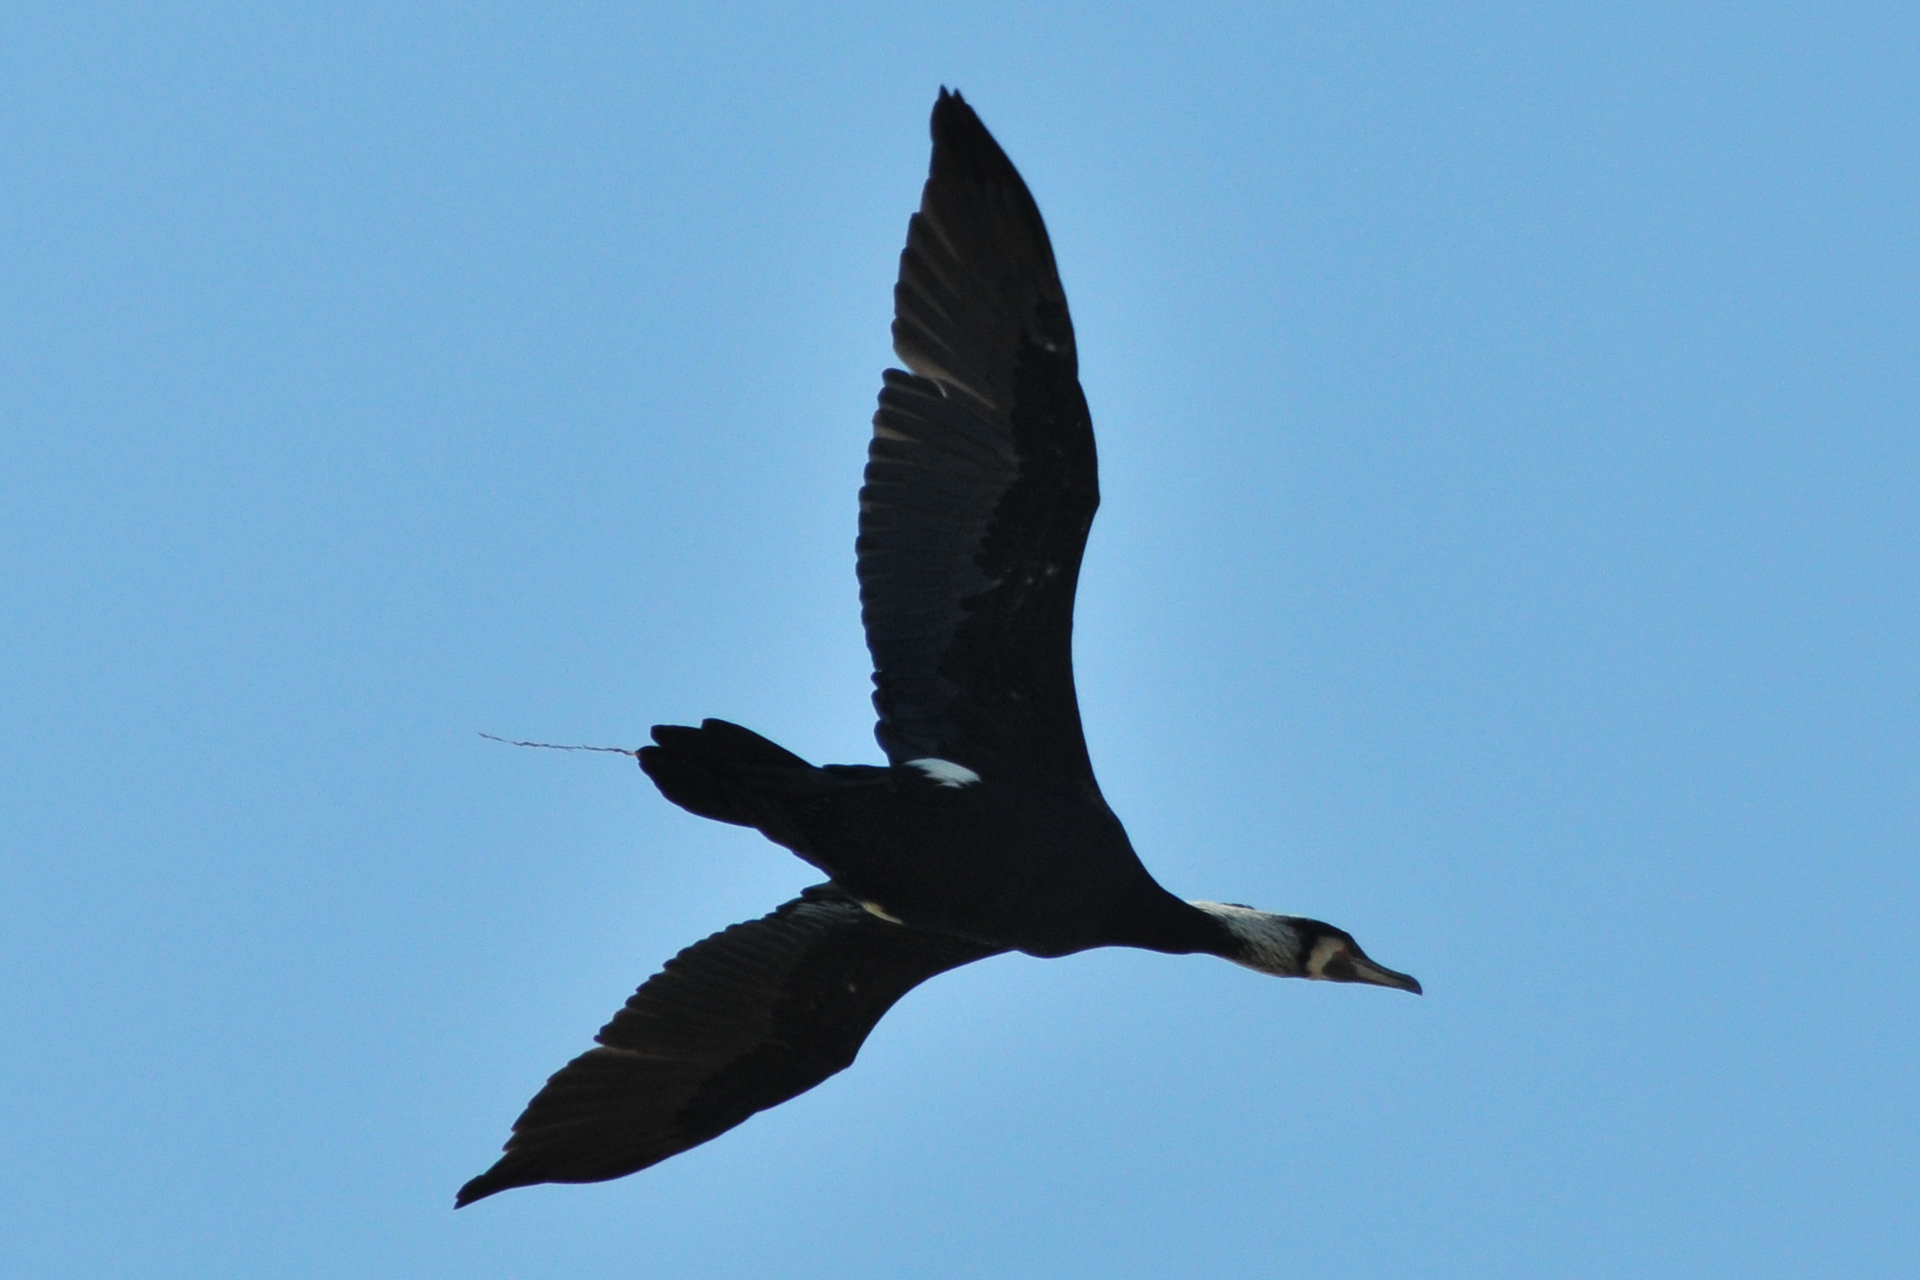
[637,719,823,848]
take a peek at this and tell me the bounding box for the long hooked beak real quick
[1325,949,1424,995]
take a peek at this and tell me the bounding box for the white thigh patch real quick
[905,758,981,788]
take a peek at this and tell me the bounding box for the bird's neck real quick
[1111,891,1302,975]
[1183,902,1307,976]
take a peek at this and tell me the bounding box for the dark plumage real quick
[458,89,1417,1209]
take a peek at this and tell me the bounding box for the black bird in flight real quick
[458,89,1419,1208]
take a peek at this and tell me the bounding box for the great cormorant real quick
[457,89,1418,1208]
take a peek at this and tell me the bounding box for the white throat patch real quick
[905,758,981,788]
[1304,934,1348,979]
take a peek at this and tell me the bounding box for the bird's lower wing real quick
[456,883,1002,1205]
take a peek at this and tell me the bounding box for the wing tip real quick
[928,86,1007,174]
[455,1151,596,1207]
[453,1166,514,1208]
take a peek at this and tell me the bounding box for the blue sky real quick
[4,4,1915,1276]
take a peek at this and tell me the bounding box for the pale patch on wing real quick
[859,900,906,925]
[905,757,982,788]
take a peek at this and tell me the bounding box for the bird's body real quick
[648,727,1207,960]
[815,778,1190,959]
[458,89,1417,1209]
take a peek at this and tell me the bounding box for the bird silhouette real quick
[457,88,1418,1208]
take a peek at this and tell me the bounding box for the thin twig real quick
[479,732,638,758]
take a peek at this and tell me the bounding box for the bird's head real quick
[1190,902,1422,994]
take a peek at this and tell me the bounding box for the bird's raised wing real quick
[859,89,1103,795]
[456,884,1000,1205]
